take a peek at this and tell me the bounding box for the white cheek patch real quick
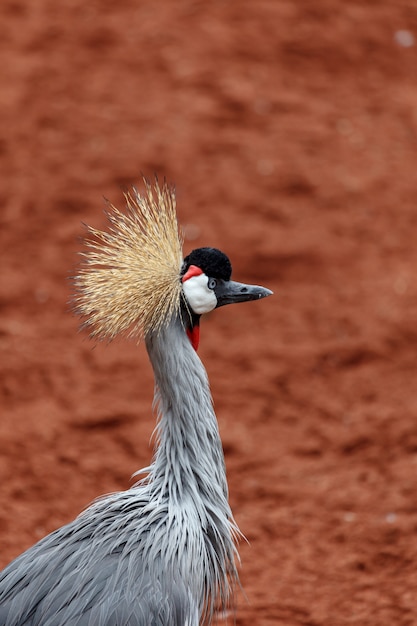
[182,273,217,315]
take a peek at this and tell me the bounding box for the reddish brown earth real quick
[2,1,417,624]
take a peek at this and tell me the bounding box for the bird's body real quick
[0,180,271,625]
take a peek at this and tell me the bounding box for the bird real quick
[0,178,272,626]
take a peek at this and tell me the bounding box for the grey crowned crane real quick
[0,179,272,625]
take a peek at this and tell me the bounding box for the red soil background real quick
[1,1,417,624]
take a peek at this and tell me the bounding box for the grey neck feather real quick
[144,314,239,618]
[145,315,227,503]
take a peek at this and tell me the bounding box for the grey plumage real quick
[0,317,237,625]
[0,182,271,625]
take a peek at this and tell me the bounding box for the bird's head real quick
[180,247,272,350]
[74,179,272,345]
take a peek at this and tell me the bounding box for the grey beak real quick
[214,279,273,308]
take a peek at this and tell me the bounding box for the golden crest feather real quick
[74,178,184,340]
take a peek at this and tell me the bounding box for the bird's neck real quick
[145,315,229,507]
[144,315,239,619]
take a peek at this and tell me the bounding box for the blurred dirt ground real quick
[1,1,417,624]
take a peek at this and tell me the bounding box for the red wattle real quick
[186,326,200,351]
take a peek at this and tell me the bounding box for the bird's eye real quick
[208,278,217,290]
